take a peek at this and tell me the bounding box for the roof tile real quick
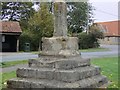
[0,21,22,33]
[97,20,120,36]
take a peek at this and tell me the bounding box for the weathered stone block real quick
[7,74,108,89]
[54,70,79,82]
[41,37,79,56]
[28,69,36,78]
[7,79,17,88]
[28,57,91,70]
[54,58,90,70]
[30,81,45,88]
[36,69,55,80]
[16,66,101,83]
[16,68,28,78]
[21,80,31,88]
[7,78,25,88]
[17,68,55,80]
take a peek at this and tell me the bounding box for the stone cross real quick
[53,0,68,37]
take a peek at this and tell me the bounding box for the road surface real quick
[81,44,118,58]
[0,53,38,62]
[0,44,119,62]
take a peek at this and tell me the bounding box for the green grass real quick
[80,47,110,52]
[0,71,16,89]
[0,60,28,68]
[31,51,42,54]
[91,56,118,88]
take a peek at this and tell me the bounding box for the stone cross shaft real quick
[53,0,68,37]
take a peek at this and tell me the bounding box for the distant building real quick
[96,20,120,45]
[0,21,22,52]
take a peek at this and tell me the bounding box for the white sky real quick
[89,0,119,22]
[32,0,119,23]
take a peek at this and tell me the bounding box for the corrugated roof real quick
[97,20,120,36]
[0,21,22,33]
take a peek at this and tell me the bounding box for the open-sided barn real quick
[0,21,22,52]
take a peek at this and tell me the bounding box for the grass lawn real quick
[0,56,118,89]
[0,71,16,89]
[31,51,41,54]
[0,60,28,68]
[91,56,118,88]
[80,47,110,52]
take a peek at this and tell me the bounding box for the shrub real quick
[78,23,104,49]
[19,30,39,51]
[78,32,100,49]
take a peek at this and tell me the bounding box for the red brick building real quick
[96,20,120,44]
[0,21,22,52]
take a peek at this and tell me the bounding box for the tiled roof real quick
[96,20,120,36]
[0,21,22,33]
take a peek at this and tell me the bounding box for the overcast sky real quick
[89,0,119,22]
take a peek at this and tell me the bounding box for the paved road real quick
[0,44,119,62]
[81,44,118,58]
[0,53,38,62]
[2,64,27,73]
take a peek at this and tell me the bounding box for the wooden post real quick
[16,38,19,52]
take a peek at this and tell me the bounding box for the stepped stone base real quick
[8,75,107,88]
[7,56,108,89]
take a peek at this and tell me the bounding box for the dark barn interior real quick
[2,35,18,52]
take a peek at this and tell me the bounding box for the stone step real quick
[7,75,108,88]
[28,56,90,70]
[16,66,101,83]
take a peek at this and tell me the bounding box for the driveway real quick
[0,44,119,62]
